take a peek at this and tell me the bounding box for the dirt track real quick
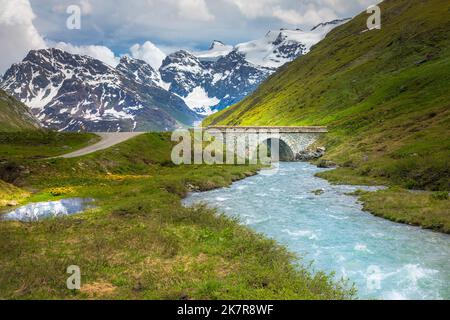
[60,132,144,159]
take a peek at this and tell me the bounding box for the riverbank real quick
[0,132,353,299]
[316,168,450,234]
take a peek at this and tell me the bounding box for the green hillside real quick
[205,0,450,191]
[0,89,40,131]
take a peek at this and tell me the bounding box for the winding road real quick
[60,132,144,159]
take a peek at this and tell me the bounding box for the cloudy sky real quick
[0,0,377,73]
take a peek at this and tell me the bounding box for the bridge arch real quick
[261,137,295,161]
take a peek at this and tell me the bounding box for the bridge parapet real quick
[206,126,328,133]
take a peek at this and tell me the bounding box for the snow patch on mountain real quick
[116,55,167,89]
[235,19,350,69]
[26,81,63,110]
[182,86,220,115]
[195,41,234,62]
[234,30,304,69]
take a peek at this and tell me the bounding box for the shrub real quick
[431,191,449,201]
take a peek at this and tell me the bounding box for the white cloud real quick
[129,41,167,70]
[226,0,278,19]
[50,0,93,14]
[0,0,165,72]
[157,44,196,55]
[0,0,119,71]
[79,0,93,15]
[225,0,363,26]
[177,0,215,22]
[320,0,378,14]
[273,5,337,25]
[52,41,120,67]
[0,0,47,74]
[272,7,307,25]
[27,0,375,55]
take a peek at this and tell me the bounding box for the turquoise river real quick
[183,162,450,300]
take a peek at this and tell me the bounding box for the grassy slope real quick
[0,89,40,131]
[0,180,29,207]
[0,133,353,299]
[0,131,100,162]
[356,188,450,233]
[205,0,450,231]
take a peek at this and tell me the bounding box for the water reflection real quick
[1,198,94,222]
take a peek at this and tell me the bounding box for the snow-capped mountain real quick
[0,18,349,131]
[202,51,273,114]
[159,48,273,115]
[160,50,208,97]
[194,41,234,62]
[1,49,200,132]
[116,56,168,90]
[234,30,307,69]
[160,18,350,115]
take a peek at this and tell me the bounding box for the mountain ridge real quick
[1,48,200,132]
[0,19,350,130]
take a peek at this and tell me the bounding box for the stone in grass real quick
[6,200,19,207]
[186,183,200,192]
[317,159,337,168]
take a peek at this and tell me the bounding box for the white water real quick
[183,162,450,300]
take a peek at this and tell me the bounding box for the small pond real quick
[1,198,94,222]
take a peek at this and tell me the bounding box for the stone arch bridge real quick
[205,126,328,161]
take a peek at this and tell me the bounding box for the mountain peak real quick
[310,18,351,31]
[175,49,194,56]
[194,41,233,63]
[118,55,150,69]
[209,40,226,50]
[117,55,156,73]
[25,48,92,63]
[119,55,133,63]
